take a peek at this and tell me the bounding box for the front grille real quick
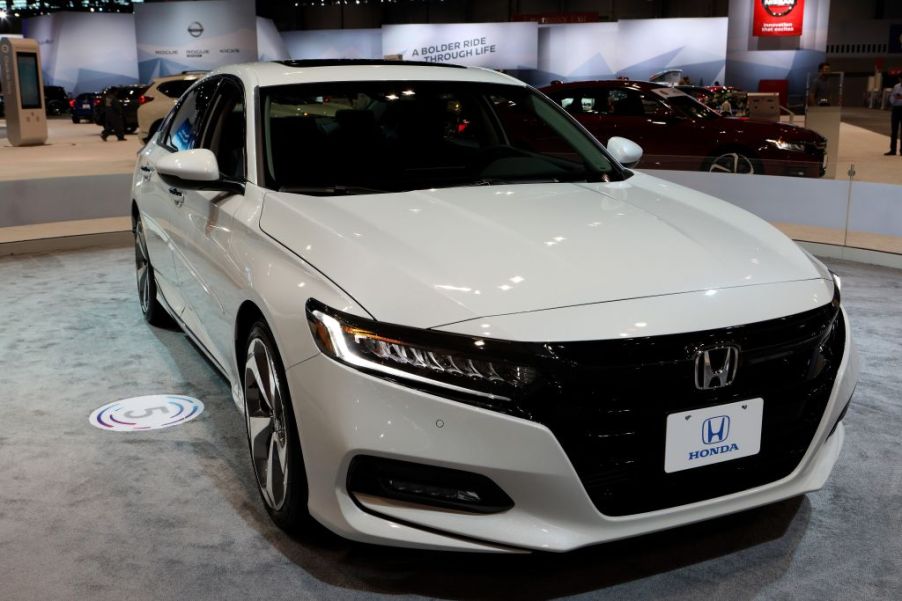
[520,295,843,516]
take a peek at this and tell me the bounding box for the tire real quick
[243,321,312,534]
[134,216,168,325]
[706,150,760,175]
[71,115,79,124]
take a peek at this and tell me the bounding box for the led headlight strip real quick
[306,299,537,406]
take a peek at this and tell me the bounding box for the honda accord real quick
[130,60,858,552]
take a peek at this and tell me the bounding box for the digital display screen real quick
[17,52,42,110]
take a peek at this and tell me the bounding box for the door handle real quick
[140,165,153,173]
[168,187,184,207]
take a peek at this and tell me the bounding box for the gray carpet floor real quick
[0,244,899,601]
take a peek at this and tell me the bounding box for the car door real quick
[171,77,248,369]
[635,89,708,170]
[142,78,219,320]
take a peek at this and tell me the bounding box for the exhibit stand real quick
[805,107,842,179]
[0,37,48,147]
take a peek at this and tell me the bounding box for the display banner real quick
[134,0,256,82]
[23,13,138,95]
[282,28,382,60]
[727,0,828,98]
[753,0,806,37]
[257,17,289,61]
[382,23,538,69]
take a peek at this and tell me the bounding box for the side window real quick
[608,89,644,116]
[199,79,246,180]
[556,90,602,115]
[157,79,194,99]
[640,92,671,118]
[163,79,218,152]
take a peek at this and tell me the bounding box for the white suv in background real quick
[137,71,206,142]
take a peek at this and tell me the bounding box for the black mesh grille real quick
[521,297,844,516]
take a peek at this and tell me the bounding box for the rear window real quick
[157,80,194,99]
[116,86,149,99]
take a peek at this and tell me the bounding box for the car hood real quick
[259,171,823,328]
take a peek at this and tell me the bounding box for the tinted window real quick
[164,80,217,152]
[157,80,194,99]
[116,86,149,100]
[199,79,245,180]
[261,80,620,194]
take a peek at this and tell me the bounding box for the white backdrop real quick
[282,28,382,60]
[534,18,727,87]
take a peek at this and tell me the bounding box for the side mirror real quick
[607,136,643,168]
[156,148,244,194]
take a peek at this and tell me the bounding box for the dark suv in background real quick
[70,92,101,123]
[94,84,150,133]
[542,80,826,177]
[44,86,72,116]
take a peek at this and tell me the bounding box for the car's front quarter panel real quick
[224,186,369,384]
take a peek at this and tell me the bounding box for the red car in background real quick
[541,80,826,177]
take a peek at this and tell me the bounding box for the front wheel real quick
[244,322,312,533]
[707,151,759,174]
[134,216,167,325]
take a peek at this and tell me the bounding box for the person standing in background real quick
[100,89,126,142]
[809,62,834,107]
[885,75,902,156]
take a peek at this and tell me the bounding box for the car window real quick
[607,89,644,117]
[557,90,608,115]
[260,80,621,194]
[199,78,246,180]
[116,86,149,100]
[163,79,218,152]
[157,80,194,99]
[639,93,672,118]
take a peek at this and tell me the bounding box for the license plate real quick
[664,398,763,473]
[82,104,90,109]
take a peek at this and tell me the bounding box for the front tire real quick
[134,216,167,325]
[244,322,311,533]
[707,150,759,174]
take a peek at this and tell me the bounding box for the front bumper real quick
[286,308,858,552]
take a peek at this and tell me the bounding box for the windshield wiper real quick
[280,185,388,196]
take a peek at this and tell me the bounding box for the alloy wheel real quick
[709,152,756,174]
[245,337,291,511]
[134,221,151,314]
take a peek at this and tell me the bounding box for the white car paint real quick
[132,61,858,552]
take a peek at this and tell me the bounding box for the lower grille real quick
[521,296,843,516]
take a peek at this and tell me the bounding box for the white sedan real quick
[131,60,858,552]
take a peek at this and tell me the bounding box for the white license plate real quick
[664,398,763,473]
[82,104,90,109]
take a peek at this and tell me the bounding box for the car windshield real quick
[664,95,719,120]
[260,80,623,195]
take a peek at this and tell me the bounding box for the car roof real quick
[541,80,667,92]
[209,60,526,89]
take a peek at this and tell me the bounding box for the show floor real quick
[0,245,900,601]
[0,117,142,181]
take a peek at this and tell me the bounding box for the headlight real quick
[766,138,805,152]
[306,299,538,416]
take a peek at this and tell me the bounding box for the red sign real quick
[753,0,805,37]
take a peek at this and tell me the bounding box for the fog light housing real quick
[347,455,514,514]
